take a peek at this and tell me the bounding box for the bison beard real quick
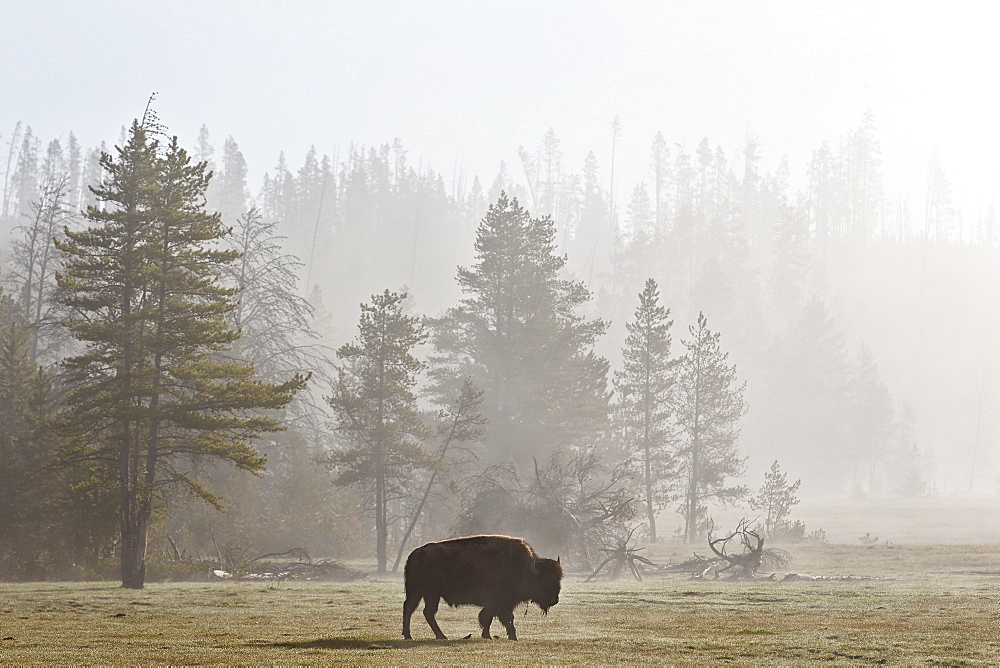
[402,535,563,640]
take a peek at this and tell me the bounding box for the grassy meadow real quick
[2,543,1000,665]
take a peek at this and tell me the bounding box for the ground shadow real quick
[266,636,476,650]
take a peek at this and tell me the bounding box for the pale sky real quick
[3,0,999,218]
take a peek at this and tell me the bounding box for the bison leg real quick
[498,609,518,640]
[402,593,421,639]
[478,607,495,639]
[422,595,447,640]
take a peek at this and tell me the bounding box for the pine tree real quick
[67,133,82,209]
[55,113,305,588]
[925,149,956,243]
[10,127,38,219]
[761,297,850,488]
[846,344,894,493]
[614,278,675,541]
[649,132,671,237]
[326,289,432,573]
[675,313,747,543]
[749,460,801,539]
[218,136,249,225]
[625,182,653,243]
[0,292,62,579]
[572,151,609,283]
[846,110,883,245]
[430,192,609,468]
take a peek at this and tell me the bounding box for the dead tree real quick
[585,525,656,582]
[707,518,765,579]
[452,448,637,570]
[531,452,637,570]
[391,378,485,572]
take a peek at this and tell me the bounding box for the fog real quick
[3,1,1000,567]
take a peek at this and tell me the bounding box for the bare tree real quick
[7,174,74,363]
[454,448,637,570]
[584,525,655,582]
[2,122,24,218]
[222,206,332,422]
[391,378,486,571]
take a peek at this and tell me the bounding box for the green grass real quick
[3,544,1000,665]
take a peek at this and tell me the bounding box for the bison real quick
[402,534,562,640]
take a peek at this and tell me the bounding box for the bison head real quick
[528,556,563,613]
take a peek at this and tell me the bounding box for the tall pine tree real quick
[326,290,432,573]
[55,111,305,588]
[431,192,609,468]
[0,291,62,579]
[614,278,675,541]
[675,313,747,543]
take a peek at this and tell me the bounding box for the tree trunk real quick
[685,436,700,544]
[120,513,149,589]
[644,441,656,542]
[375,446,387,574]
[392,465,439,572]
[119,449,150,589]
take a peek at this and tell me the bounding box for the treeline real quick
[1,108,995,581]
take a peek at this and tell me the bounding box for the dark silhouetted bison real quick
[402,534,562,640]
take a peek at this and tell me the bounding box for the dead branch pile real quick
[249,558,367,582]
[166,537,368,583]
[781,573,886,582]
[657,554,718,574]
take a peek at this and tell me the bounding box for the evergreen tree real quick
[675,313,747,543]
[55,113,305,588]
[66,133,83,209]
[194,125,214,165]
[925,149,956,243]
[769,193,811,326]
[761,297,850,488]
[430,192,610,468]
[649,132,671,237]
[614,278,675,540]
[10,127,38,219]
[806,141,836,255]
[572,151,609,284]
[218,136,249,225]
[846,110,883,245]
[625,182,653,243]
[326,289,431,573]
[846,344,894,493]
[0,292,61,579]
[749,460,801,540]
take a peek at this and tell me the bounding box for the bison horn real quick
[557,556,560,565]
[530,559,542,575]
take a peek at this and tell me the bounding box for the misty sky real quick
[3,1,999,219]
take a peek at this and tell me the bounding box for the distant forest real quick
[1,109,997,581]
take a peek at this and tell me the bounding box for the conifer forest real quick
[2,3,999,588]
